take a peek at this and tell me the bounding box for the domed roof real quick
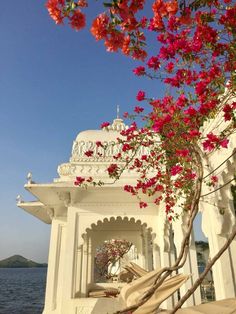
[75,118,126,142]
[70,118,127,163]
[56,117,151,180]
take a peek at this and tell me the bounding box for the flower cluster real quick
[46,0,87,30]
[95,239,132,277]
[47,0,236,220]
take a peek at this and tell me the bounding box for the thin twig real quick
[169,226,236,313]
[114,146,203,314]
[203,149,236,180]
[201,177,236,198]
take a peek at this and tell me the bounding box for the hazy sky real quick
[0,1,206,263]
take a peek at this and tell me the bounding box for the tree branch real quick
[203,149,236,180]
[201,177,236,198]
[169,226,236,313]
[114,146,204,314]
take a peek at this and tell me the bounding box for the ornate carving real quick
[46,208,54,219]
[70,140,150,163]
[107,118,126,131]
[58,192,71,206]
[57,163,76,176]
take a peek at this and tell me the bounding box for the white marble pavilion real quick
[17,115,236,314]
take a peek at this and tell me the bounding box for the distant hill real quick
[0,255,47,268]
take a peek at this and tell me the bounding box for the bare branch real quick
[201,177,236,198]
[169,226,236,313]
[203,149,236,180]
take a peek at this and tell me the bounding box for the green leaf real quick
[103,2,113,7]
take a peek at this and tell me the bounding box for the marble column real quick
[75,245,82,297]
[44,218,65,312]
[81,235,88,297]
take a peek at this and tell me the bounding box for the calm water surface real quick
[0,268,47,314]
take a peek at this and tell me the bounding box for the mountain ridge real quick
[0,255,47,268]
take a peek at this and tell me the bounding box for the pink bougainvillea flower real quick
[124,185,136,194]
[133,66,146,76]
[176,149,189,157]
[136,90,145,101]
[134,106,144,113]
[107,164,119,177]
[100,122,110,128]
[170,165,183,176]
[203,140,215,152]
[211,175,218,183]
[84,150,93,157]
[122,143,132,152]
[184,106,197,116]
[165,62,174,73]
[219,138,229,148]
[95,141,103,147]
[74,176,85,185]
[147,56,160,70]
[139,201,147,208]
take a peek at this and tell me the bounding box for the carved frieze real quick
[70,140,150,163]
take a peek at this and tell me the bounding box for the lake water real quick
[0,268,47,314]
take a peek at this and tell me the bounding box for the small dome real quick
[76,129,119,143]
[75,118,126,143]
[70,118,127,162]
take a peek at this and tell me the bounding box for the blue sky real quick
[0,1,206,263]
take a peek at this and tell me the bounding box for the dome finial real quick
[116,105,120,119]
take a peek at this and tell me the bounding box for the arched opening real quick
[77,216,155,296]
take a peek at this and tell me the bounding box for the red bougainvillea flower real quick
[69,10,86,31]
[46,0,65,24]
[166,0,178,16]
[121,35,131,56]
[136,90,145,101]
[84,150,93,157]
[100,122,110,128]
[74,176,85,185]
[77,0,88,7]
[91,13,109,41]
[105,30,125,52]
